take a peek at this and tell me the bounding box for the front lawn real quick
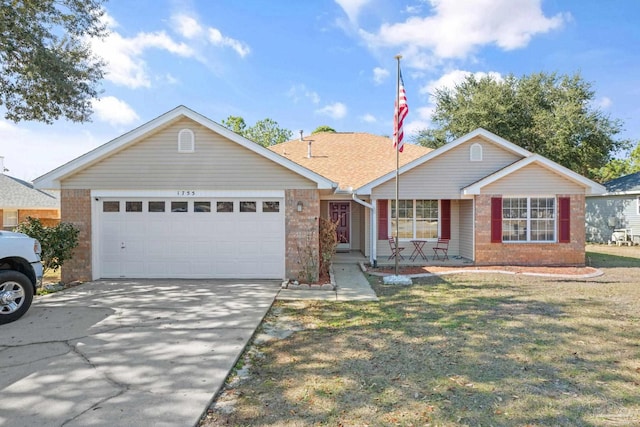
[202,245,640,426]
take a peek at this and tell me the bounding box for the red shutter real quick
[377,200,388,240]
[491,197,502,243]
[440,199,451,239]
[559,197,570,243]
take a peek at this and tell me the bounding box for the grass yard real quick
[202,245,640,426]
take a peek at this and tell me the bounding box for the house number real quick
[177,191,196,196]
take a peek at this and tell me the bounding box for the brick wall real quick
[18,209,61,227]
[1,209,60,229]
[60,189,92,283]
[285,189,320,281]
[475,194,586,266]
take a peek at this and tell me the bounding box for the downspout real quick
[351,193,376,267]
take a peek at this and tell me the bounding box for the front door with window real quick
[329,202,350,251]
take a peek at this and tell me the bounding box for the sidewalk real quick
[276,262,378,302]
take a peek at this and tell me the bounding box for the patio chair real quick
[432,238,450,261]
[387,236,405,260]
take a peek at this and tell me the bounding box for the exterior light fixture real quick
[297,201,303,212]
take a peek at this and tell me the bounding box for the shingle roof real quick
[604,171,640,194]
[268,132,432,190]
[0,174,59,209]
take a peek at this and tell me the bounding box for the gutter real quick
[351,193,376,267]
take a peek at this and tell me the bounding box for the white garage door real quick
[96,197,285,279]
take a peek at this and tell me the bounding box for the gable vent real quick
[178,128,195,153]
[470,142,483,161]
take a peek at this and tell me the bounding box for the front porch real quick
[333,250,473,268]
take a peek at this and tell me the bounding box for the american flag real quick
[393,71,409,153]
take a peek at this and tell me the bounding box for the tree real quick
[221,116,292,147]
[414,72,631,180]
[597,141,640,182]
[0,0,107,124]
[15,217,80,277]
[312,125,336,134]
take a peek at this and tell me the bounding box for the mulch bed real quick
[369,265,600,276]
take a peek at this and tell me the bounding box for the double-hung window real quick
[502,197,555,242]
[391,200,438,239]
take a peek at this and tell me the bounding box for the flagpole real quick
[394,54,401,276]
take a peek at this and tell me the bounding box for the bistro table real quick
[409,239,428,261]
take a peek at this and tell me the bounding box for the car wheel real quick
[0,270,34,325]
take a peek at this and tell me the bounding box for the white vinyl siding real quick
[62,118,316,190]
[484,163,584,195]
[458,199,474,260]
[372,137,522,200]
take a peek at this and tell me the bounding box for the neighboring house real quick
[586,172,640,244]
[0,162,60,230]
[34,106,605,283]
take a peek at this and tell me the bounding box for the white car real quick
[0,231,43,324]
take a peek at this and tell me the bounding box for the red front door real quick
[329,202,350,249]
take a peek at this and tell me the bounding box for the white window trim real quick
[502,196,556,243]
[637,196,640,215]
[389,199,440,241]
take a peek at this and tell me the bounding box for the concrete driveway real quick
[0,279,281,427]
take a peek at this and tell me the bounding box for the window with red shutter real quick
[440,199,451,240]
[377,200,388,240]
[559,197,570,243]
[491,197,502,243]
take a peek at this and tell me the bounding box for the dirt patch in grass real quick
[201,245,640,426]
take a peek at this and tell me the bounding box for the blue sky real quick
[2,0,639,181]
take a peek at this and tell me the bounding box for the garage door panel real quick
[98,197,285,279]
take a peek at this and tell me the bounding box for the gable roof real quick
[268,132,431,190]
[0,174,59,209]
[357,128,605,196]
[34,105,337,190]
[461,154,607,195]
[356,128,531,194]
[602,171,640,195]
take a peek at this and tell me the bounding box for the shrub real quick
[15,217,79,276]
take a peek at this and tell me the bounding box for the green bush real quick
[15,217,79,276]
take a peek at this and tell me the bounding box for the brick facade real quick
[1,209,60,229]
[285,189,320,281]
[475,194,586,266]
[60,189,92,283]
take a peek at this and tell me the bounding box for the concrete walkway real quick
[276,262,378,302]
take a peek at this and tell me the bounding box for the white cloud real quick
[172,14,204,39]
[92,12,250,89]
[92,13,196,88]
[360,0,567,66]
[404,119,430,137]
[287,84,321,104]
[372,67,390,85]
[92,96,140,126]
[595,96,612,109]
[360,113,377,123]
[208,28,251,57]
[335,0,371,24]
[316,102,348,119]
[421,69,502,100]
[0,120,106,181]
